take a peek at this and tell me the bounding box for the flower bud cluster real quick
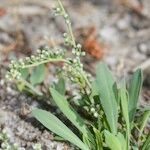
[63,13,71,25]
[72,44,86,57]
[36,47,65,60]
[6,47,65,80]
[0,129,21,150]
[6,61,21,80]
[54,6,71,25]
[53,7,62,16]
[62,59,86,87]
[90,104,101,118]
[63,33,72,46]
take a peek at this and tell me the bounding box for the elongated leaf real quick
[117,133,126,150]
[83,135,94,150]
[96,63,118,134]
[30,64,46,86]
[54,78,65,95]
[50,88,94,145]
[32,109,89,150]
[119,80,130,149]
[104,130,122,150]
[128,69,143,122]
[113,82,119,104]
[138,110,150,141]
[93,128,103,150]
[91,80,99,97]
[142,133,150,150]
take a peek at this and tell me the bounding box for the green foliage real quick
[32,109,89,150]
[33,63,150,150]
[6,0,150,150]
[119,80,130,149]
[32,64,149,150]
[96,63,118,135]
[53,78,66,95]
[50,88,95,146]
[142,133,150,150]
[128,69,143,122]
[104,130,122,150]
[30,64,46,86]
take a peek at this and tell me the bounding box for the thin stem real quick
[21,58,68,69]
[18,78,43,96]
[56,0,91,89]
[20,57,91,89]
[81,70,91,89]
[57,0,76,47]
[83,87,93,104]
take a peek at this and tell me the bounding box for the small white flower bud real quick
[56,7,61,13]
[63,33,67,37]
[5,74,9,79]
[96,104,100,108]
[2,129,7,134]
[65,38,69,43]
[73,59,77,63]
[11,60,15,64]
[1,142,6,148]
[64,14,69,19]
[72,49,76,54]
[76,52,80,56]
[40,54,45,59]
[94,112,98,118]
[66,19,71,25]
[25,57,30,61]
[37,49,41,53]
[90,108,95,113]
[81,51,86,56]
[77,44,82,49]
[80,64,83,68]
[63,66,66,70]
[70,77,74,81]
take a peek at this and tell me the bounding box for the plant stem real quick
[21,58,68,69]
[18,78,43,96]
[20,57,91,90]
[57,0,76,47]
[81,71,91,89]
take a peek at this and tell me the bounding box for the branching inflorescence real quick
[6,0,91,92]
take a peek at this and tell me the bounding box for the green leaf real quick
[20,68,29,79]
[93,128,103,150]
[30,64,46,86]
[50,88,95,145]
[83,135,94,150]
[54,78,65,95]
[113,82,119,104]
[104,130,122,150]
[142,133,150,150]
[96,63,118,135]
[117,133,126,150]
[128,69,143,123]
[17,69,29,91]
[32,109,89,150]
[17,81,25,91]
[138,110,150,142]
[91,80,99,97]
[119,80,130,149]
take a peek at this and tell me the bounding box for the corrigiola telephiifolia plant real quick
[6,0,150,150]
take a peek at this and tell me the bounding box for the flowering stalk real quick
[55,0,76,47]
[6,0,92,94]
